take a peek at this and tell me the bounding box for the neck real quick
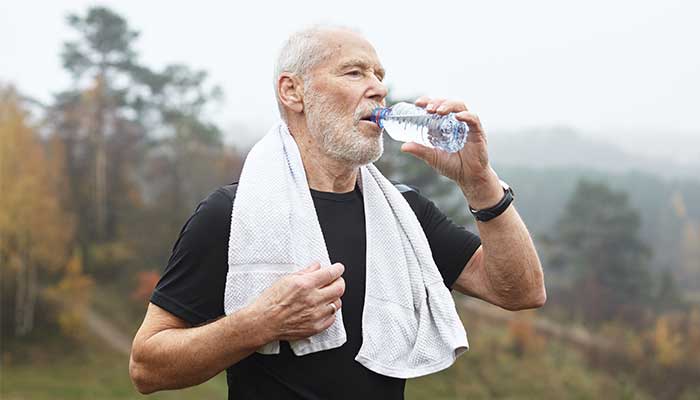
[286,118,358,193]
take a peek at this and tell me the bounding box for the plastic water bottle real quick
[369,102,468,152]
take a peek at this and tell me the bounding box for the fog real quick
[2,0,698,164]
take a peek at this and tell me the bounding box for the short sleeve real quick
[149,187,234,326]
[401,188,481,289]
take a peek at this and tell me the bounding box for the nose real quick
[366,76,388,105]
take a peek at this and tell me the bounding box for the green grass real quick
[1,281,230,400]
[1,284,659,400]
[2,318,653,400]
[2,333,227,400]
[405,319,652,400]
[2,349,227,399]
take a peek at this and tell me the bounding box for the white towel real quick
[225,122,468,378]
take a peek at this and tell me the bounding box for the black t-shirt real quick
[150,182,481,400]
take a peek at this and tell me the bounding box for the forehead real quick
[317,30,383,71]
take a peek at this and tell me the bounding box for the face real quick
[303,31,388,166]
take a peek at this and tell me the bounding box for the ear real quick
[277,73,305,115]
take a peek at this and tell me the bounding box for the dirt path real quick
[83,298,615,359]
[457,297,617,353]
[85,308,132,355]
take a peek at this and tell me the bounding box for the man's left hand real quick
[400,97,503,209]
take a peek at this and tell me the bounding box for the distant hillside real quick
[480,164,700,292]
[489,127,699,181]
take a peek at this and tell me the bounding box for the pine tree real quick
[552,179,653,325]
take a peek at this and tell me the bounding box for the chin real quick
[319,125,384,166]
[349,141,384,166]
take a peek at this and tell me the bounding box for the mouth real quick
[358,113,373,123]
[357,107,381,125]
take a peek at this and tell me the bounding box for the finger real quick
[425,98,447,113]
[414,96,431,107]
[296,262,321,275]
[317,312,337,333]
[454,111,485,143]
[435,100,468,115]
[308,262,344,287]
[400,142,440,166]
[315,277,345,304]
[321,298,342,318]
[414,97,447,113]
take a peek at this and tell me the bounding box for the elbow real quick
[129,348,158,394]
[527,289,547,309]
[502,288,547,311]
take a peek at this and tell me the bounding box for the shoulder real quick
[211,182,239,202]
[391,181,431,220]
[391,181,421,204]
[200,182,238,211]
[392,181,419,195]
[186,182,239,230]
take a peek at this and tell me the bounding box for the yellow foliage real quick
[687,308,700,367]
[653,315,683,367]
[90,241,134,267]
[600,321,647,363]
[670,191,687,218]
[0,86,74,273]
[1,86,80,336]
[508,315,544,356]
[44,248,94,340]
[681,221,700,280]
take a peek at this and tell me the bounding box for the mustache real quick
[353,103,384,123]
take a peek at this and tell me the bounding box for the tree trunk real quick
[24,260,37,334]
[93,74,108,240]
[14,253,26,336]
[14,250,36,336]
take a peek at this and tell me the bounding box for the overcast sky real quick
[2,0,698,160]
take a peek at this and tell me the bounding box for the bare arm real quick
[453,203,546,310]
[129,262,345,394]
[401,96,545,311]
[129,303,264,394]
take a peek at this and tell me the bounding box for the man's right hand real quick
[250,262,345,342]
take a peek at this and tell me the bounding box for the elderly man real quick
[129,26,545,399]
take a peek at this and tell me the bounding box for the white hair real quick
[273,24,360,118]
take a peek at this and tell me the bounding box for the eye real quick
[346,70,363,77]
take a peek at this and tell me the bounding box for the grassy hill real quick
[3,293,665,400]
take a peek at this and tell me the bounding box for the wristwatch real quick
[469,179,514,222]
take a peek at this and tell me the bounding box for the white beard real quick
[304,90,383,167]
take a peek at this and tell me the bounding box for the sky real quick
[2,0,699,161]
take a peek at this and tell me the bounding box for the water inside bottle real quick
[381,113,467,153]
[381,114,430,145]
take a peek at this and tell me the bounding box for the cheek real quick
[327,85,357,107]
[308,79,364,112]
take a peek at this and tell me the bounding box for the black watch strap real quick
[469,183,514,222]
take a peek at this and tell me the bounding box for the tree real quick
[0,86,76,337]
[60,6,142,240]
[551,179,653,325]
[51,6,231,281]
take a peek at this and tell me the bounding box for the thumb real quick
[296,262,321,275]
[401,142,437,166]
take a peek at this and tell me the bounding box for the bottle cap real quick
[369,107,390,128]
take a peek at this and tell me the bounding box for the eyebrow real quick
[338,59,386,80]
